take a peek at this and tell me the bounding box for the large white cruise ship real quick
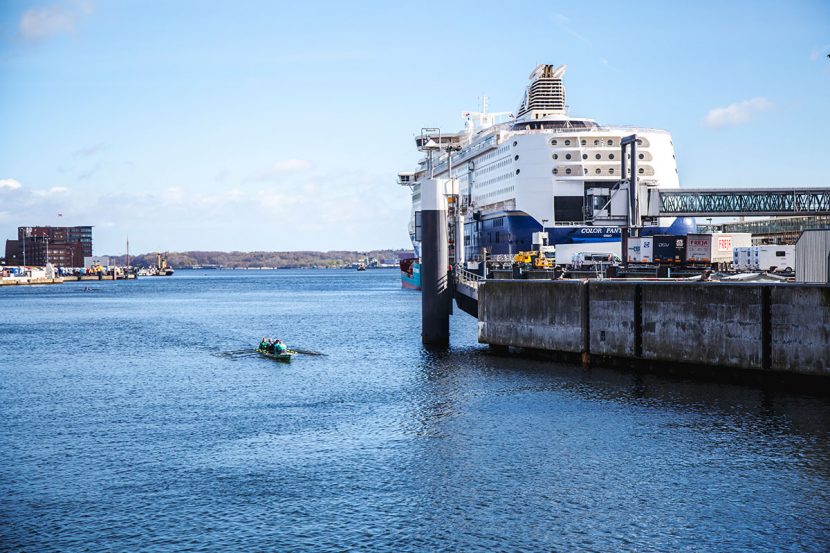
[397,64,694,285]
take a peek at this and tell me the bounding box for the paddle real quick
[286,347,326,356]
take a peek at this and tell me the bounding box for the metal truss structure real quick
[657,188,830,216]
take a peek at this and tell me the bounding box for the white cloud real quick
[703,97,772,129]
[19,2,93,41]
[246,159,314,181]
[32,186,71,197]
[0,168,411,253]
[0,178,22,190]
[551,12,592,47]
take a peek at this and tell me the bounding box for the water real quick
[1,270,829,551]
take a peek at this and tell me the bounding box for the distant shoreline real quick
[102,249,414,270]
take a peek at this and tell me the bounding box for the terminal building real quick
[4,226,93,267]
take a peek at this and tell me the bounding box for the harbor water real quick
[1,270,829,551]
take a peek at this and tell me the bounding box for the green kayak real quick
[257,349,294,362]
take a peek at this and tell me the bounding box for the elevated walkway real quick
[652,188,830,217]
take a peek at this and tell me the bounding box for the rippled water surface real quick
[2,270,829,551]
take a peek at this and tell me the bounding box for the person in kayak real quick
[274,340,287,354]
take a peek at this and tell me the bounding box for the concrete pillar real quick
[421,178,451,345]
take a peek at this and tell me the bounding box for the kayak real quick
[257,349,294,362]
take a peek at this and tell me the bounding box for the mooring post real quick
[421,178,451,345]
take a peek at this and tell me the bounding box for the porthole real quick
[609,168,615,175]
[638,153,644,160]
[565,154,572,160]
[609,153,615,160]
[514,155,519,161]
[580,140,586,146]
[515,169,520,175]
[552,168,558,175]
[513,141,518,147]
[552,154,558,160]
[594,140,600,146]
[595,153,601,160]
[636,139,643,145]
[582,154,587,160]
[564,139,571,146]
[607,139,613,146]
[565,168,572,175]
[551,139,557,146]
[595,168,601,175]
[639,168,645,174]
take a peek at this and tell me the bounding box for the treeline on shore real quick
[106,250,412,269]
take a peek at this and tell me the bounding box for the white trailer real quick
[733,247,751,271]
[686,233,752,266]
[627,237,641,263]
[750,245,795,272]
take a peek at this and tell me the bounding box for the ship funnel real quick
[516,64,568,120]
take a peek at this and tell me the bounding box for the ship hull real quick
[400,259,421,290]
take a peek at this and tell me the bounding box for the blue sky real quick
[1,0,828,255]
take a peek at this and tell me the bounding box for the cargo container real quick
[750,245,795,272]
[653,235,686,263]
[686,233,752,266]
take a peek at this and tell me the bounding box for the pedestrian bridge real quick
[651,187,830,217]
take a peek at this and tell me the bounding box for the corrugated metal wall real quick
[796,229,830,283]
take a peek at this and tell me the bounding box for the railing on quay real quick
[455,266,485,289]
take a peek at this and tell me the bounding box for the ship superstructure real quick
[398,64,693,272]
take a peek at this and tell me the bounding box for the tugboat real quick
[155,253,174,276]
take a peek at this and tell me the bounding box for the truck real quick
[554,241,622,265]
[686,232,752,268]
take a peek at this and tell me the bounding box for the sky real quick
[1,0,829,255]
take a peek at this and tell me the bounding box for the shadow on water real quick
[413,341,830,469]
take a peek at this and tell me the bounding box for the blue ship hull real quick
[463,210,696,259]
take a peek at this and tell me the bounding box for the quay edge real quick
[476,280,830,379]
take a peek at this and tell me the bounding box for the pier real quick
[470,280,830,377]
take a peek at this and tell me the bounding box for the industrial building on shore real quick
[3,225,93,267]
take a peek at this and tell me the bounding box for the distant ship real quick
[397,63,694,286]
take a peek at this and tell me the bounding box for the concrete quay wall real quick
[478,280,586,353]
[477,280,830,376]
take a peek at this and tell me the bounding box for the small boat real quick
[257,348,294,362]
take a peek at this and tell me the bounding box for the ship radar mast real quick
[463,95,514,133]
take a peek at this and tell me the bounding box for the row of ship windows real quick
[553,152,648,161]
[476,171,515,188]
[551,138,645,147]
[480,145,511,163]
[552,166,654,176]
[478,157,513,175]
[476,185,515,201]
